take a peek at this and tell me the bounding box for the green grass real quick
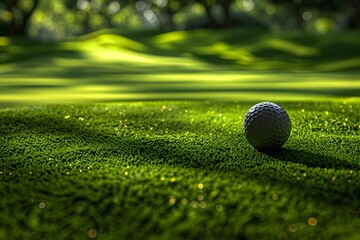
[0,100,359,239]
[0,28,359,239]
[0,28,360,106]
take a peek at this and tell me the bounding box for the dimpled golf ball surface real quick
[243,102,291,149]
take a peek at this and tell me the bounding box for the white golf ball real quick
[243,102,291,150]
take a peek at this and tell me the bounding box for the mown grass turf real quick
[1,28,360,106]
[0,100,359,240]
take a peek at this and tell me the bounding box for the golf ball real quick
[243,102,291,150]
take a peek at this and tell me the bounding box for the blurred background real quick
[0,0,359,107]
[1,0,360,40]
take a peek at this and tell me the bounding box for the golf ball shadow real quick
[263,148,359,170]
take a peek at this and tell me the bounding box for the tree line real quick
[1,0,360,37]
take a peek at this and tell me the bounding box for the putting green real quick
[0,100,359,239]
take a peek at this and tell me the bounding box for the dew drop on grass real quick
[216,204,223,212]
[88,229,97,239]
[272,194,279,201]
[199,202,207,209]
[197,195,204,201]
[308,217,317,226]
[188,211,197,219]
[288,224,297,232]
[169,196,176,205]
[192,201,199,208]
[39,202,45,209]
[181,198,188,205]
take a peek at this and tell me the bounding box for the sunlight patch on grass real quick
[0,87,339,106]
[195,42,257,63]
[316,57,360,71]
[62,40,153,63]
[0,78,67,86]
[152,29,223,49]
[0,70,358,107]
[82,48,205,68]
[62,37,205,67]
[241,60,301,70]
[0,37,10,47]
[0,90,148,104]
[244,38,319,57]
[83,34,147,52]
[221,49,256,63]
[86,49,153,63]
[152,31,188,45]
[143,72,258,82]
